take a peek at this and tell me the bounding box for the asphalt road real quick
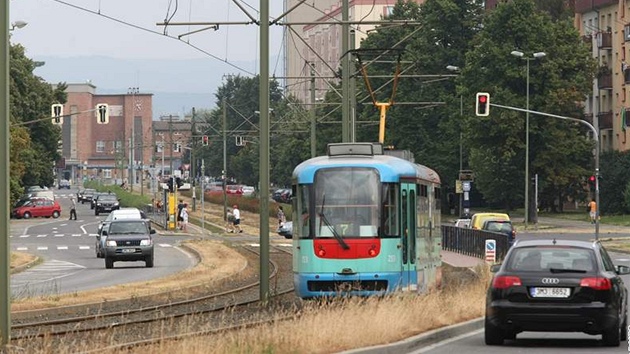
[9,188,197,300]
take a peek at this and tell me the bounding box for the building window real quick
[103,169,112,178]
[156,143,163,153]
[96,141,105,153]
[114,140,123,153]
[384,6,394,17]
[173,143,181,152]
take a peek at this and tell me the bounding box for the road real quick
[9,187,197,299]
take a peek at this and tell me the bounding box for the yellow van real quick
[470,212,510,229]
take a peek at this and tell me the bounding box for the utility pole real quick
[1,0,10,344]
[350,28,356,142]
[341,0,350,142]
[310,62,316,158]
[260,0,271,304]
[191,107,196,212]
[169,114,173,178]
[222,97,228,221]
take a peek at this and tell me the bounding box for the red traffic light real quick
[478,95,487,103]
[589,175,596,182]
[475,92,490,116]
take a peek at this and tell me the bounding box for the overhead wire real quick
[48,0,255,76]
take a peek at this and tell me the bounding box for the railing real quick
[598,111,613,130]
[598,72,612,90]
[441,225,510,262]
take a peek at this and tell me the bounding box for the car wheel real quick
[23,212,31,219]
[484,317,504,345]
[602,318,620,346]
[145,255,154,268]
[52,211,60,218]
[105,257,114,269]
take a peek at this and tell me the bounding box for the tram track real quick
[9,245,296,352]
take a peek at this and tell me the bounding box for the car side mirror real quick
[490,264,501,273]
[102,230,108,236]
[616,265,630,275]
[150,229,156,234]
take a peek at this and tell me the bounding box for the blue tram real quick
[291,143,442,298]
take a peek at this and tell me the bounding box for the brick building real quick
[60,83,153,186]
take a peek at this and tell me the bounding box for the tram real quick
[291,142,442,298]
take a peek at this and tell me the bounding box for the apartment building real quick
[152,114,194,179]
[574,0,628,152]
[284,0,424,103]
[60,83,153,185]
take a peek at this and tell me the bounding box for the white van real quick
[96,208,148,258]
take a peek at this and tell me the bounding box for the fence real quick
[441,225,510,262]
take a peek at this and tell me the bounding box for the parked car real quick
[102,219,155,269]
[242,186,255,197]
[22,189,55,201]
[26,185,49,193]
[471,212,510,230]
[277,221,293,239]
[94,194,120,215]
[485,239,629,346]
[483,219,516,246]
[272,188,292,203]
[96,208,147,258]
[454,218,471,228]
[58,179,71,189]
[12,199,61,219]
[225,185,243,195]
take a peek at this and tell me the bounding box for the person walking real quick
[232,204,243,233]
[181,204,189,231]
[69,196,77,220]
[277,205,286,227]
[177,199,185,230]
[225,208,235,233]
[588,198,597,224]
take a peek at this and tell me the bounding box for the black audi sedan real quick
[485,239,629,346]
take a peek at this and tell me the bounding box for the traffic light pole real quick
[490,102,600,240]
[1,0,10,345]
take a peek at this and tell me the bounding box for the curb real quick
[341,317,483,354]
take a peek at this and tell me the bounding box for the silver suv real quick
[102,219,155,269]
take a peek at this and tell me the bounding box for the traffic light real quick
[51,104,64,125]
[166,178,174,192]
[96,103,109,124]
[202,135,209,146]
[588,175,596,188]
[475,92,490,117]
[176,177,183,188]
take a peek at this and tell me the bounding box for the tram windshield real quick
[309,167,380,238]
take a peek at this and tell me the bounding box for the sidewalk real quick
[441,250,486,268]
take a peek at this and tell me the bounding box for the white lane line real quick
[36,246,48,250]
[54,234,64,237]
[19,235,30,238]
[72,234,82,237]
[616,258,630,262]
[79,246,90,250]
[57,246,68,250]
[158,244,172,247]
[16,247,28,251]
[37,234,47,238]
[88,233,98,237]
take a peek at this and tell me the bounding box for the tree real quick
[9,43,66,202]
[458,0,595,211]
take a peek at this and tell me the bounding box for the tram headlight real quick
[317,245,326,257]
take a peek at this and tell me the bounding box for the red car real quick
[13,199,61,219]
[225,185,244,195]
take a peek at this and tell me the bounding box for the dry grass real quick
[599,238,630,253]
[10,252,37,273]
[11,240,247,311]
[132,265,491,354]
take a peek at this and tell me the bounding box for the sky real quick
[10,0,284,62]
[8,0,285,115]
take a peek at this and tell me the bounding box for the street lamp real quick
[10,20,27,31]
[446,65,465,216]
[511,50,546,229]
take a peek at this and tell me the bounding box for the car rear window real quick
[506,247,596,272]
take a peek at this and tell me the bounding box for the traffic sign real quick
[485,239,497,263]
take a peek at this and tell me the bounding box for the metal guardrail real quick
[441,225,510,261]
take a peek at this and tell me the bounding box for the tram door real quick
[400,184,417,291]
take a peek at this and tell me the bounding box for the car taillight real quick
[492,276,522,289]
[580,277,612,290]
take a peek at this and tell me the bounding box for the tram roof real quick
[292,154,441,184]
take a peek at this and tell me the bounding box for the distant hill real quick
[31,55,268,119]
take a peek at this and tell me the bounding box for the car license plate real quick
[122,248,135,253]
[530,287,570,298]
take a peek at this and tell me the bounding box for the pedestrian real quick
[181,204,189,231]
[225,208,235,233]
[588,198,597,224]
[277,205,286,227]
[177,199,185,229]
[232,204,243,233]
[69,196,77,220]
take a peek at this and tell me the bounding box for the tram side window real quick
[382,183,399,237]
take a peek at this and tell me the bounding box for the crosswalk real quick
[12,233,99,238]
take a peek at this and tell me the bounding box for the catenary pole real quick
[1,0,10,345]
[341,0,350,142]
[259,0,270,304]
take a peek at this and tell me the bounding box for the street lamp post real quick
[9,20,27,31]
[446,65,465,217]
[511,50,546,229]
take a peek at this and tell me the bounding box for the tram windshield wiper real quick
[318,194,350,250]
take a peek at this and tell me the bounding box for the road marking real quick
[276,243,292,247]
[159,244,172,247]
[72,234,82,237]
[54,234,64,237]
[37,234,46,238]
[616,258,630,262]
[36,246,48,250]
[19,235,30,238]
[79,246,90,250]
[16,247,27,251]
[57,246,68,250]
[88,233,98,237]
